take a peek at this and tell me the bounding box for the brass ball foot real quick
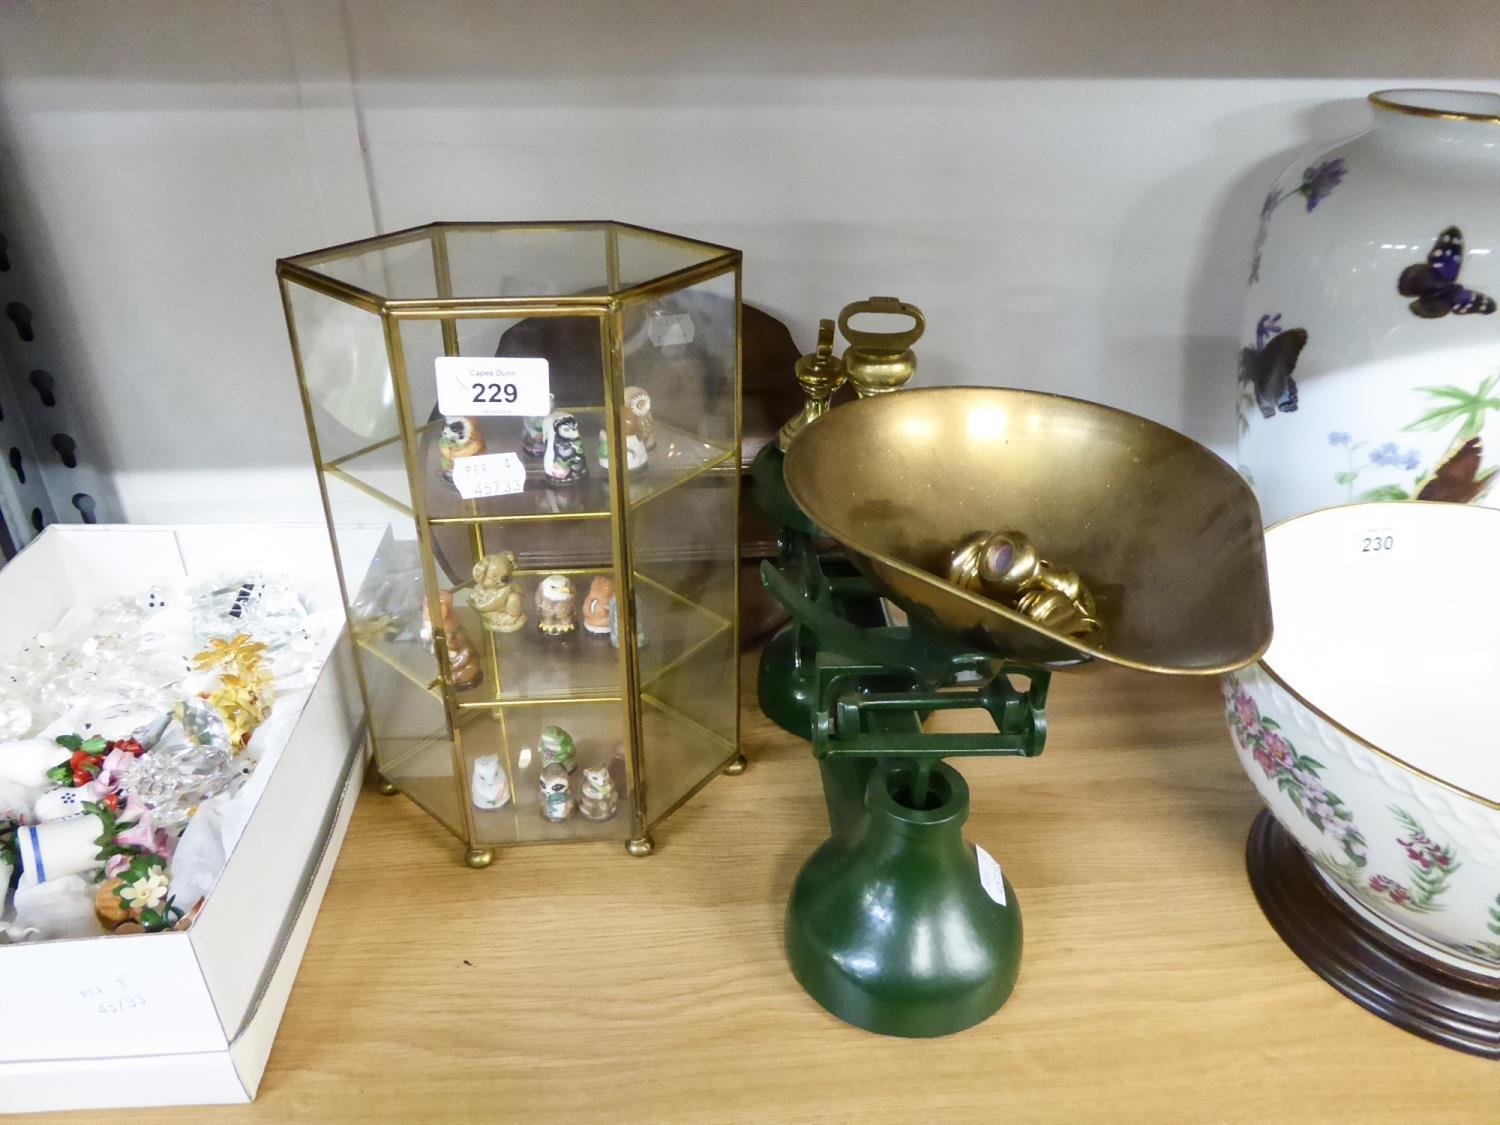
[625,835,655,858]
[723,753,749,776]
[464,847,495,869]
[375,776,400,796]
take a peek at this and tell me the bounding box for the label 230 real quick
[435,357,551,417]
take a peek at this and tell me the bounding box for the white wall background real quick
[0,0,1492,522]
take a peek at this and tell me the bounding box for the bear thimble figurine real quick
[471,551,526,634]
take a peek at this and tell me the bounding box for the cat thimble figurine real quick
[577,762,619,821]
[542,411,588,488]
[537,724,576,772]
[439,416,486,482]
[624,385,656,451]
[538,763,574,822]
[581,575,615,636]
[535,574,577,637]
[471,551,526,633]
[470,754,510,810]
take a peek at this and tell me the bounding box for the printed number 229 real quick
[471,382,518,405]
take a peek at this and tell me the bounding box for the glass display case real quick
[276,222,743,865]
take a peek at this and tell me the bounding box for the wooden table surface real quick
[28,659,1495,1123]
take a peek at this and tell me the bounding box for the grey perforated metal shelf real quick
[0,190,119,558]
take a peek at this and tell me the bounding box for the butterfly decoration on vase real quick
[1238,314,1308,419]
[1417,437,1497,503]
[1397,227,1497,319]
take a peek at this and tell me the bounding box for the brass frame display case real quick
[277,221,743,865]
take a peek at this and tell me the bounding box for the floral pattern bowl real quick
[1223,502,1500,976]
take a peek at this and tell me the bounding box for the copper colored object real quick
[783,386,1272,673]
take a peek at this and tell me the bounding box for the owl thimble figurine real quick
[538,763,574,822]
[577,762,619,821]
[542,411,588,487]
[439,416,486,482]
[624,386,656,451]
[537,724,576,772]
[535,574,577,636]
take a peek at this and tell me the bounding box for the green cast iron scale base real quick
[753,444,1050,1038]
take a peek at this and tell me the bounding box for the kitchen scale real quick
[754,368,1272,1038]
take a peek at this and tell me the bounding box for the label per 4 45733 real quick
[451,452,528,500]
[435,356,551,417]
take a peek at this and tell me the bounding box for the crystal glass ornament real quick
[118,704,247,830]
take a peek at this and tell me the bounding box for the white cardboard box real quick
[0,524,377,1111]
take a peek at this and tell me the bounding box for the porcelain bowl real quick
[1223,502,1500,976]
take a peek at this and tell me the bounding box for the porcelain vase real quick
[1238,89,1500,526]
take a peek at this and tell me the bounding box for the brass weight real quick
[946,530,1102,643]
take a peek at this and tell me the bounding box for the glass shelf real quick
[323,414,733,524]
[352,566,730,706]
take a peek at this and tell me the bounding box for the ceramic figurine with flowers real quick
[1237,89,1500,526]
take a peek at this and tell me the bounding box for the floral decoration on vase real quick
[1223,675,1367,866]
[1326,373,1500,503]
[1250,158,1347,284]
